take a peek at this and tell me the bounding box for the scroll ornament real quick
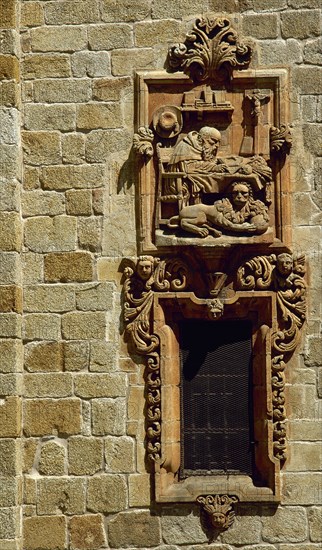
[123,256,188,462]
[168,16,252,82]
[133,126,154,158]
[237,253,306,460]
[270,124,292,154]
[196,494,239,530]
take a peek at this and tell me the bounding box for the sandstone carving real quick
[237,253,306,460]
[207,298,224,319]
[270,124,293,154]
[168,16,252,82]
[133,126,154,158]
[196,494,238,530]
[167,180,269,238]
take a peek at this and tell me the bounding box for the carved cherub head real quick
[136,256,155,281]
[207,298,224,319]
[198,127,221,161]
[276,253,293,277]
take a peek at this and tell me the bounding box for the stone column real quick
[0,0,23,548]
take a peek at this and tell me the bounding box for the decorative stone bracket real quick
[196,494,238,531]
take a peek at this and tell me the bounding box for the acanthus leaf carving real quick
[168,16,252,82]
[237,252,306,461]
[133,126,154,158]
[123,256,188,463]
[270,124,292,154]
[196,494,239,531]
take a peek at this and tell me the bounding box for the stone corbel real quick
[196,494,238,531]
[270,124,293,155]
[133,126,154,158]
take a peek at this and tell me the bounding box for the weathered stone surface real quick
[24,398,82,436]
[24,341,63,373]
[262,506,308,542]
[62,133,85,165]
[101,0,151,22]
[38,440,66,476]
[135,20,183,47]
[0,144,20,180]
[0,107,19,144]
[22,190,65,217]
[0,312,21,338]
[69,514,106,550]
[0,212,21,251]
[62,312,106,340]
[23,313,61,341]
[24,476,37,505]
[30,26,87,52]
[259,39,302,66]
[77,103,121,130]
[77,216,102,252]
[37,477,86,515]
[24,285,74,313]
[92,398,126,436]
[303,124,322,157]
[0,181,19,212]
[289,420,322,441]
[23,439,37,473]
[90,341,116,372]
[0,0,16,28]
[34,79,92,103]
[85,129,132,162]
[242,13,278,39]
[63,341,89,371]
[23,515,66,549]
[66,190,91,216]
[128,473,150,507]
[44,252,93,283]
[89,25,133,50]
[0,373,19,396]
[0,81,18,107]
[282,473,322,504]
[68,437,103,475]
[0,285,22,313]
[111,48,155,76]
[0,507,18,539]
[0,397,21,437]
[21,53,71,79]
[0,476,17,507]
[74,373,126,398]
[281,10,321,39]
[21,2,44,28]
[308,507,322,542]
[292,67,322,94]
[24,104,76,132]
[87,474,127,513]
[105,436,135,473]
[0,339,22,373]
[23,166,39,190]
[0,439,19,476]
[44,0,100,25]
[285,385,317,419]
[24,216,76,253]
[304,37,322,65]
[71,51,110,78]
[41,164,105,190]
[22,131,61,166]
[75,283,112,311]
[287,442,322,471]
[24,373,73,398]
[0,55,19,80]
[108,510,161,547]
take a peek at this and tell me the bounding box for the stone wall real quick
[0,0,321,548]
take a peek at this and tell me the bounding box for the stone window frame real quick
[122,252,306,506]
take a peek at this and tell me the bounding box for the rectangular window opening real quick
[179,319,254,478]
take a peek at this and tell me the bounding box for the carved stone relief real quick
[127,12,305,522]
[133,16,292,253]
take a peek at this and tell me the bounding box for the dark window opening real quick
[179,319,254,478]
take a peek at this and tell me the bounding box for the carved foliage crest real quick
[196,494,238,530]
[168,17,252,82]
